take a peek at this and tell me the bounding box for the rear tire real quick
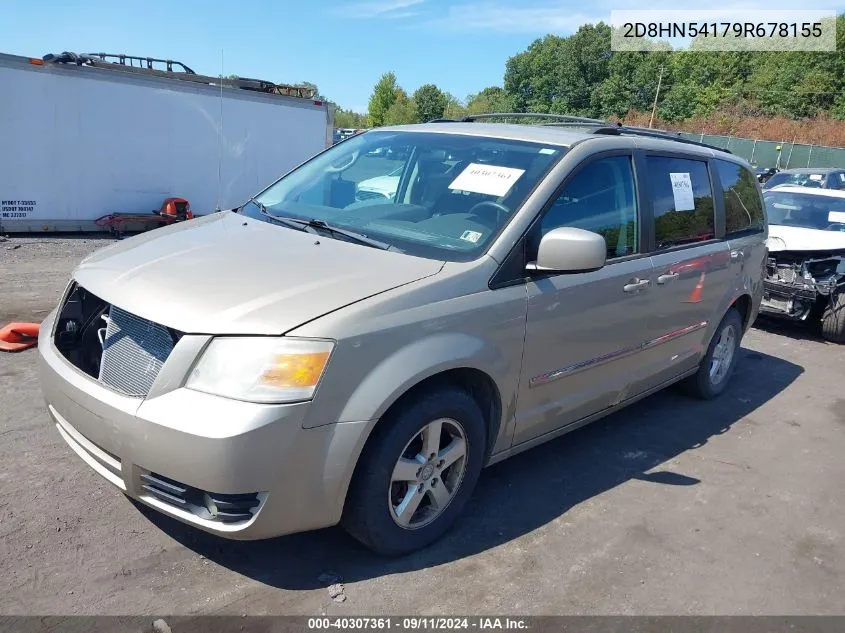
[342,387,486,556]
[681,308,743,400]
[821,292,845,343]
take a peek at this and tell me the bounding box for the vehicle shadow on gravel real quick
[752,315,829,343]
[135,347,803,590]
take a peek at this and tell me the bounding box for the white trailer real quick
[0,52,334,233]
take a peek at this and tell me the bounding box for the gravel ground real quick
[0,234,117,325]
[0,235,843,616]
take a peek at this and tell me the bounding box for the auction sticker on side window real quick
[449,163,525,197]
[829,211,845,223]
[809,174,824,181]
[669,172,695,211]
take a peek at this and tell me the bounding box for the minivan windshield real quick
[244,131,565,261]
[764,190,845,231]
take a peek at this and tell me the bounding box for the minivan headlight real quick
[186,337,334,403]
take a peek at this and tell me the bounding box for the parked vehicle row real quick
[762,167,845,191]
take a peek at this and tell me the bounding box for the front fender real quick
[337,332,502,424]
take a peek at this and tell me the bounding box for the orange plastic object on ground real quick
[159,197,193,221]
[0,322,40,352]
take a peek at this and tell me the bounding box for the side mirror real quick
[527,227,607,274]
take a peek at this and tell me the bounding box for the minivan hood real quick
[767,224,845,252]
[73,212,444,335]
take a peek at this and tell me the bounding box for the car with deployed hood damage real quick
[761,185,845,341]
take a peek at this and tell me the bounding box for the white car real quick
[761,185,845,341]
[356,166,403,200]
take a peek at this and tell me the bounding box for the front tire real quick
[821,292,845,343]
[681,308,743,400]
[342,387,486,556]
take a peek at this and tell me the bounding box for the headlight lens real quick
[766,236,787,252]
[186,337,334,403]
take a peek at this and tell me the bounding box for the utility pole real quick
[649,65,664,129]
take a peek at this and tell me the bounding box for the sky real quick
[2,0,843,113]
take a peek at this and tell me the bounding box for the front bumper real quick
[759,279,818,319]
[37,310,370,540]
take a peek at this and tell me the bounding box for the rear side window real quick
[647,156,715,250]
[715,160,765,236]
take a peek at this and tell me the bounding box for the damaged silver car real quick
[762,186,845,342]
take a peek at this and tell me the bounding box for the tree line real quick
[328,15,845,139]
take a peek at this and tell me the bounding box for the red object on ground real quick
[0,322,40,352]
[158,197,193,221]
[95,197,193,236]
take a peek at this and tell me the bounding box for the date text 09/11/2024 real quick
[307,617,530,630]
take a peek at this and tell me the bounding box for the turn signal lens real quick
[260,352,331,388]
[186,337,334,403]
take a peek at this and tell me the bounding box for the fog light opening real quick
[203,493,218,518]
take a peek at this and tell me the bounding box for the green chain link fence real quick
[676,133,845,169]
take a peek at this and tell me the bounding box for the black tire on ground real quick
[821,292,845,343]
[680,308,743,400]
[341,386,486,556]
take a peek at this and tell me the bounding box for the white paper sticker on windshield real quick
[829,211,845,223]
[669,172,695,211]
[539,148,557,155]
[809,174,824,181]
[449,163,525,197]
[460,230,483,244]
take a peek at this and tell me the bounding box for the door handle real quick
[730,250,743,261]
[657,272,679,284]
[623,279,650,293]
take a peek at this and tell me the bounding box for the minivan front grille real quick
[53,284,180,397]
[98,306,174,397]
[140,473,261,523]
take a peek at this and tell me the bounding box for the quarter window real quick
[715,159,765,236]
[537,155,638,259]
[647,156,715,250]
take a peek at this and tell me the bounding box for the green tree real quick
[413,84,448,122]
[335,108,367,128]
[442,93,467,119]
[592,49,671,119]
[497,13,845,124]
[746,52,838,118]
[658,82,700,121]
[383,89,419,125]
[367,72,401,127]
[503,23,613,117]
[466,86,515,114]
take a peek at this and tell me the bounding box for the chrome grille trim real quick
[98,306,175,397]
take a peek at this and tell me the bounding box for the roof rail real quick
[608,126,732,154]
[541,121,731,153]
[424,112,731,154]
[460,112,608,124]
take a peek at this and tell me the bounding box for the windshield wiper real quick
[251,202,392,251]
[304,219,393,250]
[250,200,318,233]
